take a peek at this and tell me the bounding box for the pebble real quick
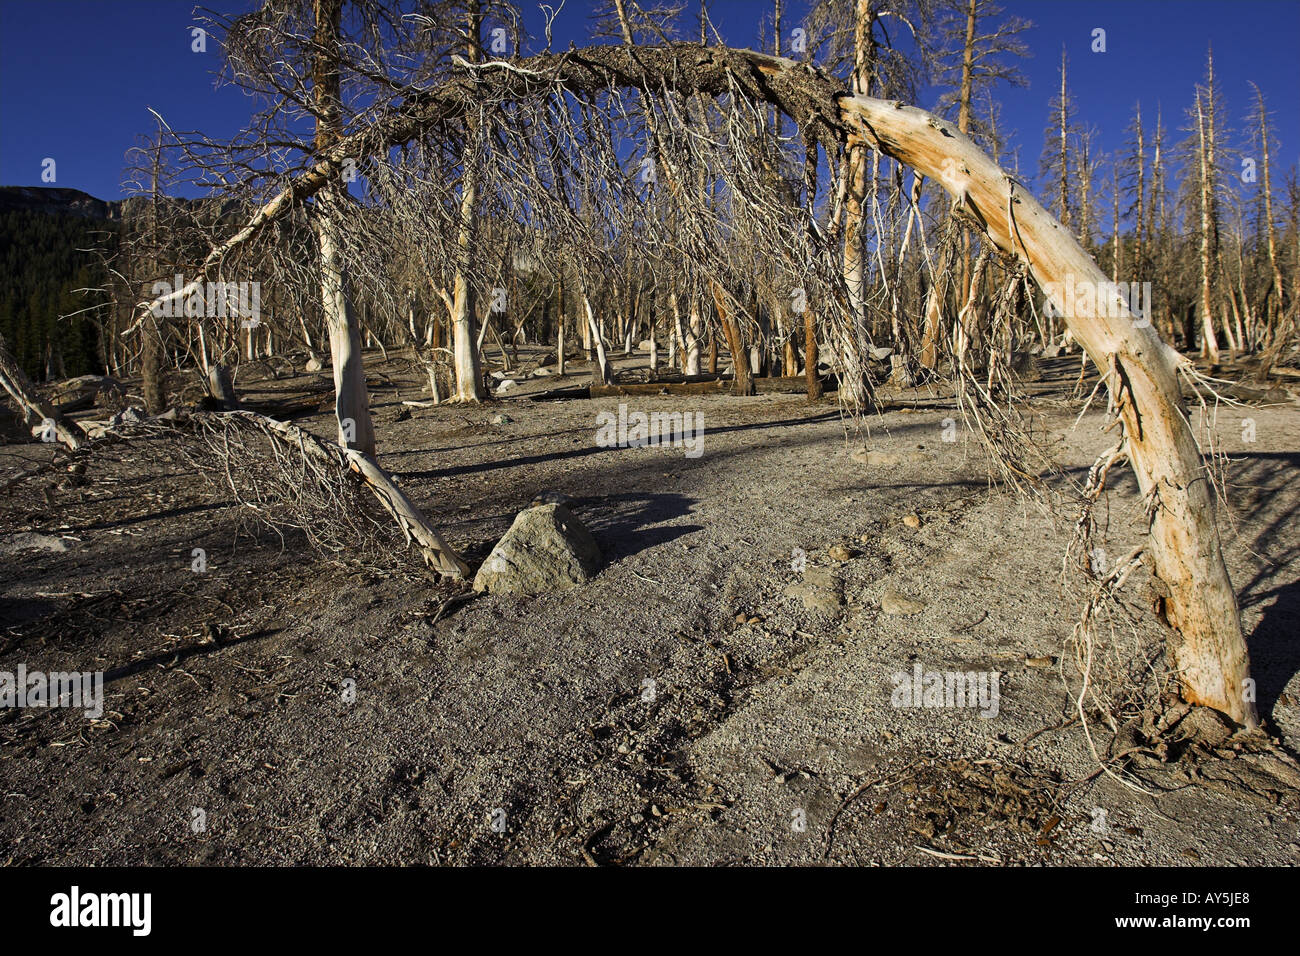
[880,588,924,615]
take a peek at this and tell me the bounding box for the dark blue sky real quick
[2,0,1297,211]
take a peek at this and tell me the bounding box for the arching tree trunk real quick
[844,95,1256,726]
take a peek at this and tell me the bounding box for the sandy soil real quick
[1,347,1298,866]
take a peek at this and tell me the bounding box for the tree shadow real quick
[1231,450,1300,722]
[582,492,701,561]
[1246,577,1300,721]
[102,627,283,688]
[396,410,842,482]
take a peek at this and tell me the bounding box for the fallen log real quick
[0,334,84,451]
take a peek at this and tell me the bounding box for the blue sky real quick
[1,0,1297,211]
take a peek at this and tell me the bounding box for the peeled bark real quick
[313,0,376,455]
[1196,93,1221,363]
[581,288,612,385]
[317,202,377,456]
[710,280,754,397]
[804,307,822,400]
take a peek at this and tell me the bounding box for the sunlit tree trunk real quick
[313,0,375,454]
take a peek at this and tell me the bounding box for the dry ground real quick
[1,347,1298,865]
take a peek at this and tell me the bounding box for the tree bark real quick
[313,0,377,455]
[711,280,753,396]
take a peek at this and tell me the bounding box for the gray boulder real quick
[473,503,602,594]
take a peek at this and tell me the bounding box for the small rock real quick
[880,588,924,615]
[784,582,843,615]
[902,513,921,529]
[1024,655,1056,669]
[491,413,513,425]
[828,544,853,562]
[802,566,838,589]
[305,355,323,372]
[472,503,602,595]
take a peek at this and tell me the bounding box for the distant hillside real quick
[0,186,121,380]
[0,186,124,222]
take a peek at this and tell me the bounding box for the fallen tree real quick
[189,410,470,578]
[0,334,85,451]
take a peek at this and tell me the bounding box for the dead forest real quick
[2,0,1299,867]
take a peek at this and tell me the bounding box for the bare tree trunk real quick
[207,363,239,410]
[555,268,567,376]
[1196,91,1221,363]
[141,315,165,414]
[317,205,376,455]
[711,280,753,396]
[686,297,702,375]
[313,0,376,455]
[804,306,822,400]
[452,0,486,401]
[1251,84,1287,333]
[580,281,612,385]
